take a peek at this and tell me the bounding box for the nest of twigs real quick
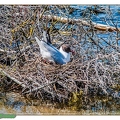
[3,49,82,100]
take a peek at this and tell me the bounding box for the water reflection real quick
[0,92,119,115]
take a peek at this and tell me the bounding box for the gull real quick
[35,30,74,65]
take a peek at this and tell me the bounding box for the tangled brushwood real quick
[0,5,120,103]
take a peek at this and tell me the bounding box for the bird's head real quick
[61,44,75,55]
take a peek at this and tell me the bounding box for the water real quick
[50,5,120,52]
[0,92,119,115]
[70,5,120,27]
[69,5,120,44]
[0,92,82,115]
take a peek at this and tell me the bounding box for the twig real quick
[0,48,16,54]
[24,80,57,94]
[0,68,26,88]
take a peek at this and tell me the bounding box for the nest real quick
[3,50,83,101]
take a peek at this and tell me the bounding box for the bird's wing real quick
[43,42,66,64]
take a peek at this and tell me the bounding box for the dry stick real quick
[24,80,57,94]
[40,14,120,32]
[100,37,120,52]
[0,44,38,55]
[0,48,16,54]
[83,27,103,50]
[0,68,26,88]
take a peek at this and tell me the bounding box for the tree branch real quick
[40,14,120,32]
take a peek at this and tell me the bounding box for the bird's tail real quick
[35,37,41,49]
[43,30,52,44]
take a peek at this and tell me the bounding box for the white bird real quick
[35,30,74,65]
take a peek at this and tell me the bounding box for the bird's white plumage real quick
[59,46,70,63]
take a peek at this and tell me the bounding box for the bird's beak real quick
[71,50,75,55]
